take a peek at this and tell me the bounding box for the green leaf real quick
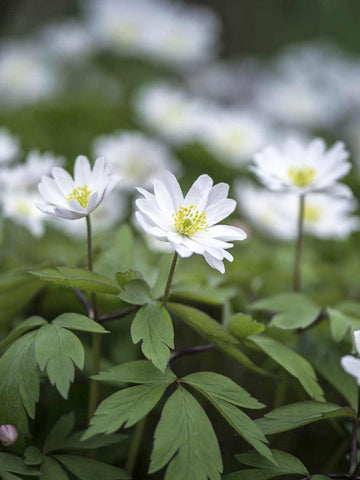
[131,303,174,372]
[251,335,324,401]
[93,359,176,385]
[53,313,109,334]
[0,316,47,350]
[251,293,321,330]
[149,386,223,480]
[0,453,40,476]
[65,431,126,450]
[35,324,84,399]
[55,455,128,480]
[328,308,360,342]
[171,285,236,306]
[309,476,329,480]
[226,314,265,340]
[29,267,120,294]
[83,383,169,439]
[0,331,39,433]
[43,413,75,455]
[115,270,143,288]
[152,255,173,300]
[224,449,308,480]
[215,341,268,376]
[183,372,265,409]
[95,225,134,277]
[117,279,152,305]
[40,457,69,480]
[256,401,356,434]
[24,447,42,466]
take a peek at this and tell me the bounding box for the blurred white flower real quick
[93,130,180,191]
[0,150,64,236]
[40,20,94,63]
[83,0,220,68]
[236,183,359,241]
[135,171,246,273]
[341,331,360,385]
[37,156,120,219]
[197,108,271,165]
[0,41,59,107]
[51,191,126,238]
[134,83,206,144]
[0,128,20,164]
[251,138,351,196]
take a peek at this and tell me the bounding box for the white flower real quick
[37,156,120,220]
[134,83,206,144]
[92,130,180,190]
[251,138,351,196]
[0,41,59,107]
[2,191,45,237]
[0,425,18,447]
[0,128,20,164]
[135,171,246,273]
[236,183,359,241]
[197,108,271,165]
[341,331,360,385]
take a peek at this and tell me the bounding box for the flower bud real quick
[0,424,18,446]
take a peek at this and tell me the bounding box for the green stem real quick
[125,417,147,477]
[163,252,179,307]
[86,215,101,422]
[293,194,305,292]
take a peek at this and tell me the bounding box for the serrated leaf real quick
[0,316,47,350]
[117,279,152,305]
[183,372,264,409]
[256,401,356,434]
[53,313,109,334]
[251,335,324,401]
[40,457,69,480]
[251,294,321,330]
[24,447,42,466]
[224,449,308,480]
[131,303,174,372]
[0,453,40,476]
[35,325,84,399]
[43,413,75,454]
[328,308,360,342]
[95,225,133,277]
[55,455,128,480]
[0,331,39,433]
[93,359,176,385]
[226,314,265,340]
[83,383,169,439]
[29,267,120,294]
[150,386,222,480]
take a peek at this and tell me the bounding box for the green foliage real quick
[116,270,152,305]
[24,447,42,466]
[94,225,134,277]
[327,307,360,342]
[0,453,40,479]
[149,386,223,480]
[131,302,174,371]
[0,331,39,433]
[171,284,236,306]
[40,457,70,480]
[226,313,265,339]
[0,316,46,350]
[251,293,321,330]
[224,449,309,480]
[54,455,128,480]
[251,335,325,401]
[256,401,356,434]
[29,266,120,294]
[52,313,109,334]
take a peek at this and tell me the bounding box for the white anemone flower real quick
[92,130,180,190]
[251,138,351,196]
[135,171,246,273]
[37,156,120,220]
[0,128,20,164]
[341,331,360,385]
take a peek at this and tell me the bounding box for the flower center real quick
[173,205,207,237]
[304,205,323,223]
[66,186,92,208]
[288,166,316,187]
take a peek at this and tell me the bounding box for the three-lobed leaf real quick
[131,302,174,372]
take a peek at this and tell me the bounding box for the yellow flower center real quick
[66,186,92,208]
[15,200,31,216]
[173,205,207,237]
[304,205,323,223]
[288,166,316,187]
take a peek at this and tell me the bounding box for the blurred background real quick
[1,0,360,477]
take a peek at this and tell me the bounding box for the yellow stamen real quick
[288,166,316,187]
[66,186,92,208]
[304,205,322,223]
[173,205,207,237]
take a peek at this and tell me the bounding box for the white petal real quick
[206,225,247,241]
[74,155,91,186]
[38,176,64,206]
[203,252,225,273]
[85,191,99,213]
[52,167,75,195]
[36,203,57,216]
[341,355,360,385]
[205,182,229,208]
[135,212,167,239]
[153,179,176,214]
[54,207,85,219]
[162,171,184,210]
[184,174,213,211]
[205,198,236,226]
